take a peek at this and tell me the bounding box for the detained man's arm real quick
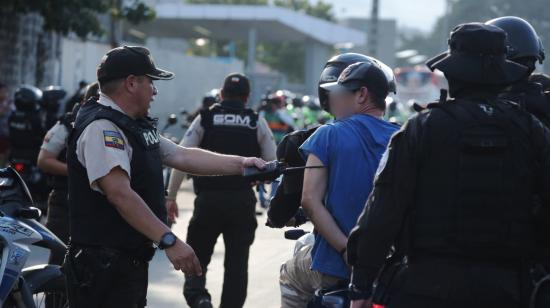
[98,166,202,276]
[37,149,67,176]
[302,153,348,257]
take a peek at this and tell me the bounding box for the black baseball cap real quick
[97,46,175,84]
[222,73,250,96]
[320,61,390,98]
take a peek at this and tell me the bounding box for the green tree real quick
[273,0,334,22]
[187,0,268,3]
[0,0,155,39]
[399,0,550,72]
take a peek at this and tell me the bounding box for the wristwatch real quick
[348,283,373,300]
[158,232,177,250]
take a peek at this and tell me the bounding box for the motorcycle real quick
[9,159,49,217]
[283,229,350,308]
[0,167,67,307]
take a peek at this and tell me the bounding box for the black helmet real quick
[486,16,545,64]
[41,85,67,113]
[14,85,42,112]
[318,53,396,112]
[202,89,219,108]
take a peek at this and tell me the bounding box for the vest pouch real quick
[455,125,511,253]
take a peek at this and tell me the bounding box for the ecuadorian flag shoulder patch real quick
[103,130,125,150]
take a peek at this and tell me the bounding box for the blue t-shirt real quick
[299,113,398,278]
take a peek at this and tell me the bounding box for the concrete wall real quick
[59,37,244,126]
[145,44,244,119]
[339,18,397,69]
[60,38,111,95]
[304,40,333,96]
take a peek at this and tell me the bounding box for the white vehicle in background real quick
[387,66,448,123]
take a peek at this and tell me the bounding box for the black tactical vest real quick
[67,101,166,252]
[8,110,44,162]
[193,101,261,193]
[411,98,537,261]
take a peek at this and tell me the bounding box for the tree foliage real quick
[399,0,550,70]
[0,0,155,39]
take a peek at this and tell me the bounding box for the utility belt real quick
[63,243,155,288]
[67,242,155,264]
[372,253,528,306]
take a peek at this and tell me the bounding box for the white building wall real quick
[60,38,111,94]
[60,38,244,125]
[145,45,244,118]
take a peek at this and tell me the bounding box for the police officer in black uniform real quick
[487,17,550,306]
[8,85,48,204]
[41,86,67,130]
[485,16,550,127]
[167,73,277,308]
[346,23,550,308]
[9,85,46,166]
[64,46,266,308]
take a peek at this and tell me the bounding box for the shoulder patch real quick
[103,130,125,150]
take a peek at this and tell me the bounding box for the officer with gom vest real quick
[166,73,277,308]
[64,46,266,308]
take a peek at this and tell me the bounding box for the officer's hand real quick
[165,239,202,276]
[242,157,266,170]
[243,158,267,186]
[350,298,373,308]
[165,199,179,224]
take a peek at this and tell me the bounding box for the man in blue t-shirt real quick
[279,60,399,307]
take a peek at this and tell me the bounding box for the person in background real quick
[0,83,13,166]
[167,73,276,308]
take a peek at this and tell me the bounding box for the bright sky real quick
[330,0,447,32]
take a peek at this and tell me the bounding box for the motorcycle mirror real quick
[167,114,178,125]
[16,207,41,220]
[284,229,308,240]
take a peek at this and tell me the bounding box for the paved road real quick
[28,181,308,307]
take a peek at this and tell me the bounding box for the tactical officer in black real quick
[346,23,550,308]
[64,46,266,308]
[485,17,550,127]
[166,73,277,308]
[8,85,48,205]
[8,85,46,166]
